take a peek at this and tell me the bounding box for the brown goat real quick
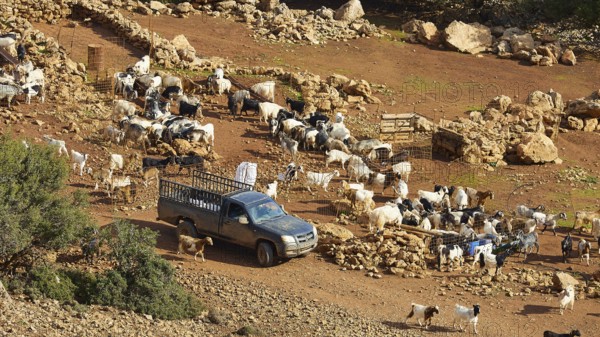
[177,235,213,262]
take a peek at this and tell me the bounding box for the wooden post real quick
[87,44,104,72]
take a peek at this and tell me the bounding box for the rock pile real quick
[563,89,600,132]
[318,226,430,278]
[232,65,382,113]
[402,19,577,66]
[433,89,563,164]
[196,0,387,44]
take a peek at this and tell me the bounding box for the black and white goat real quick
[240,98,259,116]
[561,233,573,263]
[437,244,463,271]
[453,304,480,334]
[475,247,513,276]
[179,101,201,119]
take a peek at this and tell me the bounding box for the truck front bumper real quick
[281,241,318,258]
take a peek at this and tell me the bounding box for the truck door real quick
[220,201,256,248]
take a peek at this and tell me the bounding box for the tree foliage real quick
[0,135,91,273]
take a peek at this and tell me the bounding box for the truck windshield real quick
[248,200,285,223]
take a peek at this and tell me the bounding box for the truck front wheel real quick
[257,242,275,267]
[177,220,198,238]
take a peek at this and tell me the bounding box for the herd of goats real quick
[3,46,597,335]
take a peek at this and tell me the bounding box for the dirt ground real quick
[23,8,600,336]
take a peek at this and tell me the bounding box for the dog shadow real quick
[517,304,554,316]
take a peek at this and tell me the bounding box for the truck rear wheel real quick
[177,220,198,238]
[257,242,275,267]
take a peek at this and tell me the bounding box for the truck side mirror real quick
[239,215,249,225]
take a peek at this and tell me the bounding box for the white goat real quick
[453,304,480,334]
[305,170,340,193]
[113,99,136,121]
[418,189,446,206]
[251,81,275,102]
[325,150,351,169]
[133,55,150,75]
[392,179,408,200]
[392,161,412,182]
[265,180,278,201]
[453,187,468,210]
[42,135,68,157]
[347,156,373,183]
[369,202,402,234]
[558,285,575,315]
[258,102,284,124]
[70,150,89,176]
[109,153,124,172]
[214,67,224,79]
[210,78,231,95]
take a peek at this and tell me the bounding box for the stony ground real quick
[2,4,600,337]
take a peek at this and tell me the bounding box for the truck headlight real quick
[281,235,296,244]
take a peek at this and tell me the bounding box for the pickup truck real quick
[157,170,318,267]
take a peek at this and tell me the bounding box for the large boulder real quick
[566,90,600,118]
[526,91,554,112]
[488,95,512,114]
[402,19,440,45]
[171,34,196,62]
[317,223,355,242]
[552,272,580,291]
[444,21,492,54]
[516,133,559,164]
[567,116,584,130]
[560,49,576,66]
[342,79,371,97]
[334,0,365,22]
[509,33,534,53]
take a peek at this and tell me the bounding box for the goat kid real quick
[70,150,89,176]
[177,235,213,262]
[558,285,575,315]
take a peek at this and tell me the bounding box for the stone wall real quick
[1,0,71,24]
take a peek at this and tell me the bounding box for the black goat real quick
[285,97,305,113]
[306,112,330,127]
[179,101,201,119]
[543,330,581,337]
[240,98,260,116]
[227,94,237,116]
[175,155,204,175]
[561,233,573,263]
[17,43,26,63]
[142,156,176,171]
[161,86,182,100]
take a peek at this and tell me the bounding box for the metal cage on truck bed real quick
[191,170,253,194]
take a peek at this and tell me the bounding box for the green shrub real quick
[89,270,128,307]
[27,266,76,302]
[125,257,205,320]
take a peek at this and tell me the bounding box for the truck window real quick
[248,200,285,223]
[227,203,246,220]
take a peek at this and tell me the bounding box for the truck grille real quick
[296,231,315,247]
